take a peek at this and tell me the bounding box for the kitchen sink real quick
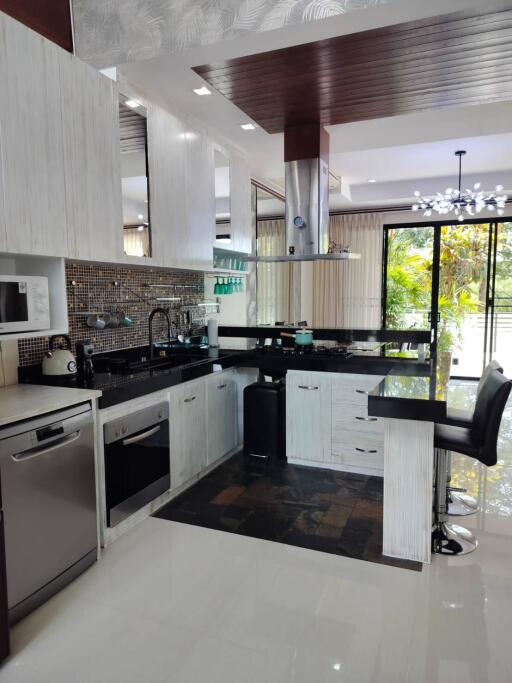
[94,353,205,375]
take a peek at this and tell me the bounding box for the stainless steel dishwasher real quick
[0,402,97,624]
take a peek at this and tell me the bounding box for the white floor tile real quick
[2,388,512,682]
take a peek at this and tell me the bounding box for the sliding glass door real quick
[383,219,510,378]
[487,222,512,376]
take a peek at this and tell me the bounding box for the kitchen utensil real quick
[42,335,77,376]
[280,329,314,346]
[86,314,110,330]
[108,313,120,328]
[120,312,133,327]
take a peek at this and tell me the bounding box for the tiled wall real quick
[18,261,205,366]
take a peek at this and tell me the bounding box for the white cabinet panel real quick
[170,381,207,490]
[0,14,68,256]
[286,371,332,463]
[148,105,215,270]
[61,55,123,262]
[229,152,252,254]
[186,129,215,269]
[148,105,188,268]
[206,371,237,466]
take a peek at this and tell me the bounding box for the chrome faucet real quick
[148,307,172,361]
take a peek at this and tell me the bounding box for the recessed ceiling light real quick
[137,213,144,220]
[367,178,377,183]
[193,86,211,96]
[125,99,141,109]
[240,123,257,131]
[137,225,145,232]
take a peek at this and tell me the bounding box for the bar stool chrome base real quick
[447,490,479,516]
[432,521,478,555]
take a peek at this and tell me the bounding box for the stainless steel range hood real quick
[245,125,360,263]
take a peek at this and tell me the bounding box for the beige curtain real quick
[313,213,384,328]
[256,219,294,325]
[124,227,150,257]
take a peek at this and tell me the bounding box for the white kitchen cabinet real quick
[61,54,123,262]
[286,370,385,475]
[229,151,252,254]
[169,380,207,490]
[0,14,68,256]
[206,371,237,466]
[148,104,215,270]
[286,371,332,464]
[186,128,215,269]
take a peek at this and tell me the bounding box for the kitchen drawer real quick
[331,437,384,471]
[332,375,385,406]
[333,412,385,437]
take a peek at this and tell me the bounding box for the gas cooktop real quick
[254,345,353,359]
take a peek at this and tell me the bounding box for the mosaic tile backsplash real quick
[18,261,205,367]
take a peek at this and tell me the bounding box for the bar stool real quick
[432,370,511,555]
[443,360,503,516]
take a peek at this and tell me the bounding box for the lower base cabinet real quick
[169,370,239,491]
[286,370,385,476]
[206,372,237,467]
[170,380,207,490]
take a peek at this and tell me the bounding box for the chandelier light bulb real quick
[411,151,507,220]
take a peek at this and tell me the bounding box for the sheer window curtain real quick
[256,219,294,325]
[313,213,384,328]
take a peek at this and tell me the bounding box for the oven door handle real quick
[122,425,161,446]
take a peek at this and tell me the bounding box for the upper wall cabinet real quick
[229,152,252,254]
[0,12,122,262]
[61,54,123,262]
[148,104,215,270]
[0,14,68,257]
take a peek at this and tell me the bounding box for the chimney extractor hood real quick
[244,125,360,263]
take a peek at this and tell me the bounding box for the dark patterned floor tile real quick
[153,453,421,572]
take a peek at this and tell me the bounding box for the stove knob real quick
[158,411,163,419]
[122,426,128,435]
[115,430,120,439]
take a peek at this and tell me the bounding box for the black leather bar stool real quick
[443,360,503,516]
[432,370,511,555]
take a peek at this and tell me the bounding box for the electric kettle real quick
[42,335,77,376]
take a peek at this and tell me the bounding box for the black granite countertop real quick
[368,363,451,422]
[20,345,431,409]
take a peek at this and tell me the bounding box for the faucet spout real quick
[148,307,172,361]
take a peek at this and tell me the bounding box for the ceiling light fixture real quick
[137,225,145,232]
[125,99,141,109]
[240,123,257,131]
[412,150,507,221]
[193,86,211,96]
[367,178,377,183]
[137,213,144,220]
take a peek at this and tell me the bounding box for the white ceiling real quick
[117,0,512,212]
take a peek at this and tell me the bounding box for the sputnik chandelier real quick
[412,150,507,221]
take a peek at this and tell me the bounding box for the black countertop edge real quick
[216,326,432,344]
[19,349,429,409]
[368,395,447,423]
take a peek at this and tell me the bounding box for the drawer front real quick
[331,438,384,470]
[332,375,385,406]
[333,412,385,437]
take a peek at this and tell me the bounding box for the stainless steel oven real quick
[104,402,170,527]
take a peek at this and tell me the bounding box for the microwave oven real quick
[0,275,51,335]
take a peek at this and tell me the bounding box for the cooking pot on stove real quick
[280,329,314,346]
[42,335,77,376]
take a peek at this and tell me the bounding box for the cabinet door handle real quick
[217,384,227,389]
[184,396,196,403]
[355,416,378,422]
[298,385,319,390]
[355,447,378,453]
[355,389,370,395]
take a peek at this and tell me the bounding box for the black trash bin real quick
[243,381,286,463]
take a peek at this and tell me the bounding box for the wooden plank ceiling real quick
[193,6,512,134]
[0,0,73,52]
